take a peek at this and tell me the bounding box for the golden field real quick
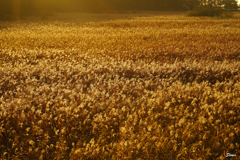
[0,13,240,159]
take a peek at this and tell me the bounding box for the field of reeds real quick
[0,13,240,159]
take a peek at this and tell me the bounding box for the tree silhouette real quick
[0,0,239,21]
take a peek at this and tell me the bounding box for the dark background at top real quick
[0,0,239,20]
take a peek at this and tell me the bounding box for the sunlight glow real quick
[12,0,21,20]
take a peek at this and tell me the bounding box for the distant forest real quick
[0,0,239,20]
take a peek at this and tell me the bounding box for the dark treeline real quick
[0,0,239,20]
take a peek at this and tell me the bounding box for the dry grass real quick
[0,13,240,159]
[22,11,186,22]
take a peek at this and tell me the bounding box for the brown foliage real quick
[0,14,240,159]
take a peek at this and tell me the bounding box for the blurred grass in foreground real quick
[0,12,240,159]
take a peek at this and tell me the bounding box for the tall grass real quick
[0,14,240,159]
